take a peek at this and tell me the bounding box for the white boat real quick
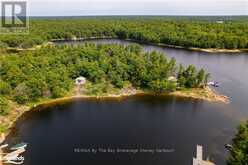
[207,81,220,87]
[4,159,24,164]
[10,143,27,150]
[0,144,8,149]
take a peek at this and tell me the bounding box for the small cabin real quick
[216,20,224,24]
[168,76,177,82]
[75,77,86,85]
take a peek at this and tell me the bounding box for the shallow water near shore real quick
[6,39,248,165]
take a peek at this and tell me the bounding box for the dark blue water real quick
[7,39,248,165]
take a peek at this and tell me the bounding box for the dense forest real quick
[0,16,247,49]
[228,120,248,165]
[0,16,246,161]
[0,43,209,115]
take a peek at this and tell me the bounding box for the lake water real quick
[7,39,248,165]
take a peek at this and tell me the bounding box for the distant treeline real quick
[0,44,209,115]
[0,17,247,49]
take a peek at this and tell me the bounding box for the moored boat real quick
[208,81,220,87]
[10,143,28,150]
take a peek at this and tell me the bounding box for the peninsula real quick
[0,43,229,138]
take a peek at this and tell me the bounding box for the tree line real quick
[0,17,247,49]
[0,43,210,113]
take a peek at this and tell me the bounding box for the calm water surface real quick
[7,39,248,165]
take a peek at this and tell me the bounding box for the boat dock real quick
[0,136,27,165]
[3,147,25,159]
[0,133,5,165]
[193,145,215,165]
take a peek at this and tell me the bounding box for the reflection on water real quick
[7,39,248,165]
[8,96,236,165]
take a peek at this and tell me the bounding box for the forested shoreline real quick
[0,43,210,106]
[0,43,215,132]
[0,16,247,49]
[0,16,246,164]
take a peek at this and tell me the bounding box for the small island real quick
[0,43,229,137]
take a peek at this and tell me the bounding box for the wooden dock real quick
[193,145,215,165]
[0,136,26,165]
[0,133,5,165]
[3,147,25,160]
